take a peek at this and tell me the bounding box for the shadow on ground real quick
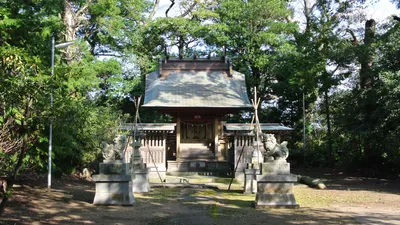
[292,168,400,195]
[1,174,400,225]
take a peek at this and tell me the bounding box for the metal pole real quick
[48,36,55,189]
[303,90,306,164]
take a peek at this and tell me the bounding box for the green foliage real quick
[0,0,150,177]
[0,42,48,176]
[1,0,400,179]
[52,99,123,173]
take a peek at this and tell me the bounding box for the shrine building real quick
[122,57,293,179]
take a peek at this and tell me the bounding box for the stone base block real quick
[234,171,245,182]
[93,192,135,205]
[167,161,188,172]
[93,175,135,205]
[261,162,290,174]
[132,169,150,193]
[99,162,130,175]
[256,174,298,182]
[255,173,299,208]
[257,182,294,194]
[244,168,259,194]
[255,193,299,209]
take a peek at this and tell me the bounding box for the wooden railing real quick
[234,136,253,168]
[124,134,166,170]
[234,135,264,173]
[140,135,166,169]
[139,149,164,165]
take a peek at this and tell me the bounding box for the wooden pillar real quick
[214,117,219,158]
[163,133,167,167]
[176,114,181,160]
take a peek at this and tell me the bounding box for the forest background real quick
[1,0,400,211]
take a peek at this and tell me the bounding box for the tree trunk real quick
[359,19,377,161]
[0,177,9,214]
[324,90,334,166]
[63,0,91,61]
[63,0,76,63]
[297,175,326,189]
[0,100,31,215]
[63,1,76,42]
[178,36,184,59]
[360,19,376,89]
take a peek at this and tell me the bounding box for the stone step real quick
[179,155,216,160]
[179,143,215,160]
[179,143,210,151]
[167,160,230,172]
[166,171,233,177]
[180,143,209,148]
[150,174,238,184]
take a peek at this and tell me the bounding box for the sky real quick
[367,0,400,21]
[155,0,400,21]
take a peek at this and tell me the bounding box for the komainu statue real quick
[261,133,289,162]
[101,134,128,161]
[114,134,127,159]
[101,141,115,161]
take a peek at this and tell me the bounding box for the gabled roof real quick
[142,59,252,108]
[224,123,294,132]
[119,123,176,131]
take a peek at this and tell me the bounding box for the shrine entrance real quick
[180,122,213,144]
[178,120,216,161]
[141,57,254,175]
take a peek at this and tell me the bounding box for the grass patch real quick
[191,189,218,197]
[295,186,381,207]
[214,178,240,184]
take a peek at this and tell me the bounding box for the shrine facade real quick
[122,58,292,179]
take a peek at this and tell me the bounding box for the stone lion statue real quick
[101,134,128,161]
[101,141,115,161]
[261,133,289,162]
[114,134,127,158]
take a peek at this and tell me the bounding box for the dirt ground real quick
[1,170,400,225]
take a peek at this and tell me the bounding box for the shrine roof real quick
[119,123,176,131]
[224,123,294,132]
[142,59,252,108]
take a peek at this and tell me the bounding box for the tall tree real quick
[0,0,61,212]
[282,0,358,164]
[202,0,297,122]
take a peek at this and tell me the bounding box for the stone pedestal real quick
[131,149,150,193]
[255,161,299,208]
[93,174,135,205]
[244,168,258,194]
[99,160,130,174]
[132,168,150,193]
[261,161,290,174]
[93,160,135,205]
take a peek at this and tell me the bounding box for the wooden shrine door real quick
[180,122,214,144]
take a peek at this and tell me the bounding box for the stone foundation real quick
[255,162,299,208]
[132,168,150,193]
[93,174,135,205]
[131,149,150,193]
[244,168,258,194]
